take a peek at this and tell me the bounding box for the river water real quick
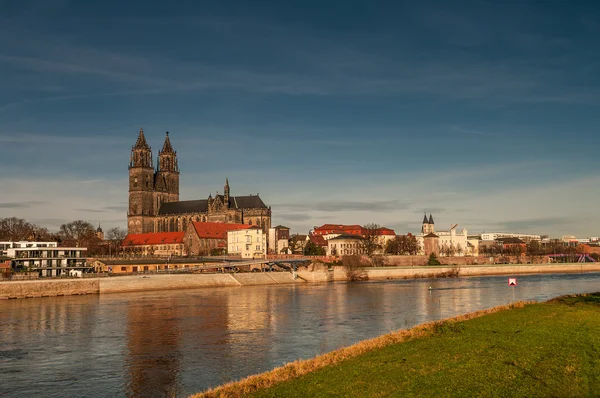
[1,272,600,397]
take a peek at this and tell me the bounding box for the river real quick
[1,272,600,397]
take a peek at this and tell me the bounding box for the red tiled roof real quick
[123,232,184,246]
[191,221,251,240]
[313,224,395,236]
[309,234,328,247]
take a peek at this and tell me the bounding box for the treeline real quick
[0,217,126,256]
[480,240,598,262]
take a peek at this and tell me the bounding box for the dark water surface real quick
[2,273,600,397]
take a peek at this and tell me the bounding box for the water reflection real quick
[1,273,599,397]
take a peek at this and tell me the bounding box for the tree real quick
[361,223,382,257]
[0,217,36,241]
[526,240,542,263]
[106,227,127,257]
[385,234,419,255]
[427,253,441,266]
[304,241,325,256]
[59,220,100,252]
[341,255,368,281]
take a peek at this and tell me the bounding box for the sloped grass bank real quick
[194,293,600,397]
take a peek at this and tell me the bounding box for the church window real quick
[249,220,252,225]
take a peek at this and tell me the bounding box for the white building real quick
[480,233,541,242]
[0,241,88,277]
[228,226,267,259]
[416,215,478,256]
[267,225,290,254]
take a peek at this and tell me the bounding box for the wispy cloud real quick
[274,200,409,213]
[0,200,47,209]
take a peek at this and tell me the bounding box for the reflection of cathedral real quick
[127,129,271,234]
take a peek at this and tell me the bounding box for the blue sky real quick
[1,0,599,237]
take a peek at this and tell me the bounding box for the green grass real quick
[247,294,600,397]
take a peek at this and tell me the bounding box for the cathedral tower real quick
[128,128,155,234]
[422,213,435,234]
[154,131,180,213]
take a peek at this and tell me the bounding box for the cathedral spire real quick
[429,214,434,224]
[224,177,230,209]
[422,213,429,224]
[130,128,152,169]
[134,128,150,149]
[161,131,175,153]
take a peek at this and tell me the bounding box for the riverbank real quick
[196,292,600,397]
[1,262,599,299]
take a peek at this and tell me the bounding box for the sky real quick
[0,0,599,237]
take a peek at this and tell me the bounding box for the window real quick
[256,245,260,251]
[121,267,126,271]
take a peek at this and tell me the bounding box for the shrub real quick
[427,253,441,266]
[341,255,368,281]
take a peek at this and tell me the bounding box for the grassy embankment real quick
[195,293,600,397]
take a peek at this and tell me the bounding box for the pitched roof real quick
[313,224,395,236]
[158,194,268,215]
[159,200,207,215]
[290,234,308,242]
[329,233,365,241]
[428,214,434,224]
[191,222,250,240]
[423,214,429,224]
[122,232,184,246]
[309,234,328,247]
[424,232,439,238]
[315,224,363,232]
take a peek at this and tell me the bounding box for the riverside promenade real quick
[1,262,600,299]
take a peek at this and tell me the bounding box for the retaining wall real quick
[0,279,99,299]
[2,263,600,299]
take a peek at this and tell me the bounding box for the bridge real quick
[548,254,596,263]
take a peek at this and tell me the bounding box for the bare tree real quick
[385,234,419,255]
[106,227,127,257]
[59,220,99,250]
[361,223,382,257]
[0,217,36,241]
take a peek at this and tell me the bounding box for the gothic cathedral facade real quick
[128,129,271,234]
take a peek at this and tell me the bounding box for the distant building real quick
[308,234,328,253]
[289,234,309,254]
[497,237,527,252]
[416,214,478,256]
[327,234,365,256]
[96,224,104,240]
[184,221,250,256]
[127,129,271,234]
[480,232,540,242]
[227,226,267,259]
[268,225,290,254]
[0,241,88,277]
[121,232,185,257]
[312,223,395,253]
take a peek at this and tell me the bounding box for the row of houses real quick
[122,221,267,259]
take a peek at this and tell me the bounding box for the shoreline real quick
[193,301,531,397]
[193,292,600,398]
[1,262,599,299]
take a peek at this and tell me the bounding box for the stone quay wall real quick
[2,263,600,299]
[0,272,297,299]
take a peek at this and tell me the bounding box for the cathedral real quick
[128,129,271,234]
